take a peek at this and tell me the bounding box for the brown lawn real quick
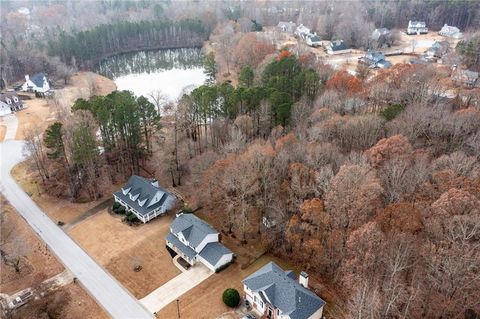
[155,254,299,319]
[69,210,181,298]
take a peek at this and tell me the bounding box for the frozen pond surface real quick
[97,48,206,101]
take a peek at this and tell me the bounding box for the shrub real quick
[222,288,240,308]
[113,202,121,210]
[117,206,126,215]
[381,104,404,121]
[126,212,139,223]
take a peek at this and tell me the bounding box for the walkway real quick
[0,140,153,319]
[140,262,213,313]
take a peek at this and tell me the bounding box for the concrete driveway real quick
[0,140,153,319]
[140,262,213,313]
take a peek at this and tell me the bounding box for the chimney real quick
[25,75,29,81]
[299,271,309,288]
[151,179,159,188]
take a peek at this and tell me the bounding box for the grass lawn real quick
[69,210,181,298]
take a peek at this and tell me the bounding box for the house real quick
[113,175,176,223]
[407,20,428,35]
[359,51,392,68]
[294,24,311,40]
[306,34,322,47]
[424,41,450,61]
[451,68,480,88]
[327,40,352,55]
[243,262,326,319]
[371,28,393,48]
[439,24,462,39]
[0,93,25,116]
[166,213,234,272]
[21,73,50,93]
[277,21,296,33]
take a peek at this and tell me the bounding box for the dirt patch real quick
[69,210,181,298]
[11,161,121,224]
[0,196,64,295]
[10,283,108,319]
[0,124,6,141]
[14,71,116,140]
[155,255,298,319]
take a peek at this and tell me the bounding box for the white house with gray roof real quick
[21,73,50,93]
[166,213,234,271]
[113,175,176,223]
[243,262,325,319]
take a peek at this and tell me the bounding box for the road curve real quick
[0,140,153,319]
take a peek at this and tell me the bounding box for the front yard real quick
[68,210,181,298]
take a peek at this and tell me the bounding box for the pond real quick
[97,48,206,102]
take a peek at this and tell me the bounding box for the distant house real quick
[243,262,326,319]
[451,68,480,88]
[113,175,176,223]
[0,93,25,116]
[294,24,311,39]
[21,73,50,93]
[425,41,450,61]
[166,213,234,272]
[277,21,296,33]
[371,28,393,48]
[327,40,352,55]
[439,24,462,39]
[306,34,322,47]
[407,20,428,35]
[359,51,392,68]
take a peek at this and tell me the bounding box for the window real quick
[13,97,18,102]
[6,99,11,104]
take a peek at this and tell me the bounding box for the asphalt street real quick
[0,139,153,319]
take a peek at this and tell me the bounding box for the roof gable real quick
[170,213,218,248]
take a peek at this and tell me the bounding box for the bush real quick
[117,206,126,215]
[113,202,121,210]
[126,212,139,223]
[222,288,240,308]
[381,104,404,121]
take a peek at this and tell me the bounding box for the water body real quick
[97,48,206,101]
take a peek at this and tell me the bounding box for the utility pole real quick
[176,299,180,319]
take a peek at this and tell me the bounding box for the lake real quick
[97,48,206,102]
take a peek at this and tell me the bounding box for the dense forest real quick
[47,19,209,68]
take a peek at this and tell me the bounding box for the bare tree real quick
[148,89,169,114]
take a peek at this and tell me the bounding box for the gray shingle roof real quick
[113,175,174,216]
[243,262,325,319]
[30,73,47,88]
[330,40,350,51]
[198,242,232,266]
[170,213,218,249]
[166,233,196,259]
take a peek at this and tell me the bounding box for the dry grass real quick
[10,162,119,224]
[155,254,298,319]
[11,283,109,319]
[69,210,181,298]
[0,124,6,141]
[0,196,64,295]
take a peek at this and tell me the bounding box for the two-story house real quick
[113,175,176,223]
[0,93,24,116]
[166,213,234,271]
[407,20,428,35]
[243,262,326,319]
[21,73,50,94]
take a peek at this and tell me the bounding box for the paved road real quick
[0,114,18,140]
[0,140,153,319]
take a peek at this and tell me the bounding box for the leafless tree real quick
[148,89,169,114]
